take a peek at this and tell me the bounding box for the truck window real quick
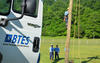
[0,0,11,15]
[13,0,39,17]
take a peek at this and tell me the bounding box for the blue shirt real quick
[64,11,69,16]
[64,11,69,22]
[55,48,60,53]
[49,47,54,52]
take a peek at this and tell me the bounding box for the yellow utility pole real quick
[65,0,73,63]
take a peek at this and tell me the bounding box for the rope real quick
[78,0,81,62]
[72,0,78,61]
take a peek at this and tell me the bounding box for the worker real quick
[54,45,60,60]
[64,8,69,26]
[49,44,54,61]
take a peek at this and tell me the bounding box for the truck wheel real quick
[0,52,2,63]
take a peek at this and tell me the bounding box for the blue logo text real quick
[5,34,30,45]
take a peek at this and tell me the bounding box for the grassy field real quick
[40,36,100,63]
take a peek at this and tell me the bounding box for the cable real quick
[78,0,81,62]
[72,0,78,61]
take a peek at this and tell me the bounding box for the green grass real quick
[40,36,100,63]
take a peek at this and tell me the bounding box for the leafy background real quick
[42,0,100,38]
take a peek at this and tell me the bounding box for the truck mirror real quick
[24,0,36,14]
[0,0,37,27]
[7,0,12,3]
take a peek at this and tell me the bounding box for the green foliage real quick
[42,0,68,36]
[42,0,100,38]
[0,0,10,14]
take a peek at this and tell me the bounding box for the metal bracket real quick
[0,18,8,27]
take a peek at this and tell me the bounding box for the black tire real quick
[0,52,2,63]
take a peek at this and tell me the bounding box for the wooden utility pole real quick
[65,0,73,63]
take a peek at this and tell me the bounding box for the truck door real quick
[0,0,43,63]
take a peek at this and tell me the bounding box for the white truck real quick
[0,0,43,63]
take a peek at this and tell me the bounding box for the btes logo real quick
[4,34,30,45]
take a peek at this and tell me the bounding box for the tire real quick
[0,52,2,63]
